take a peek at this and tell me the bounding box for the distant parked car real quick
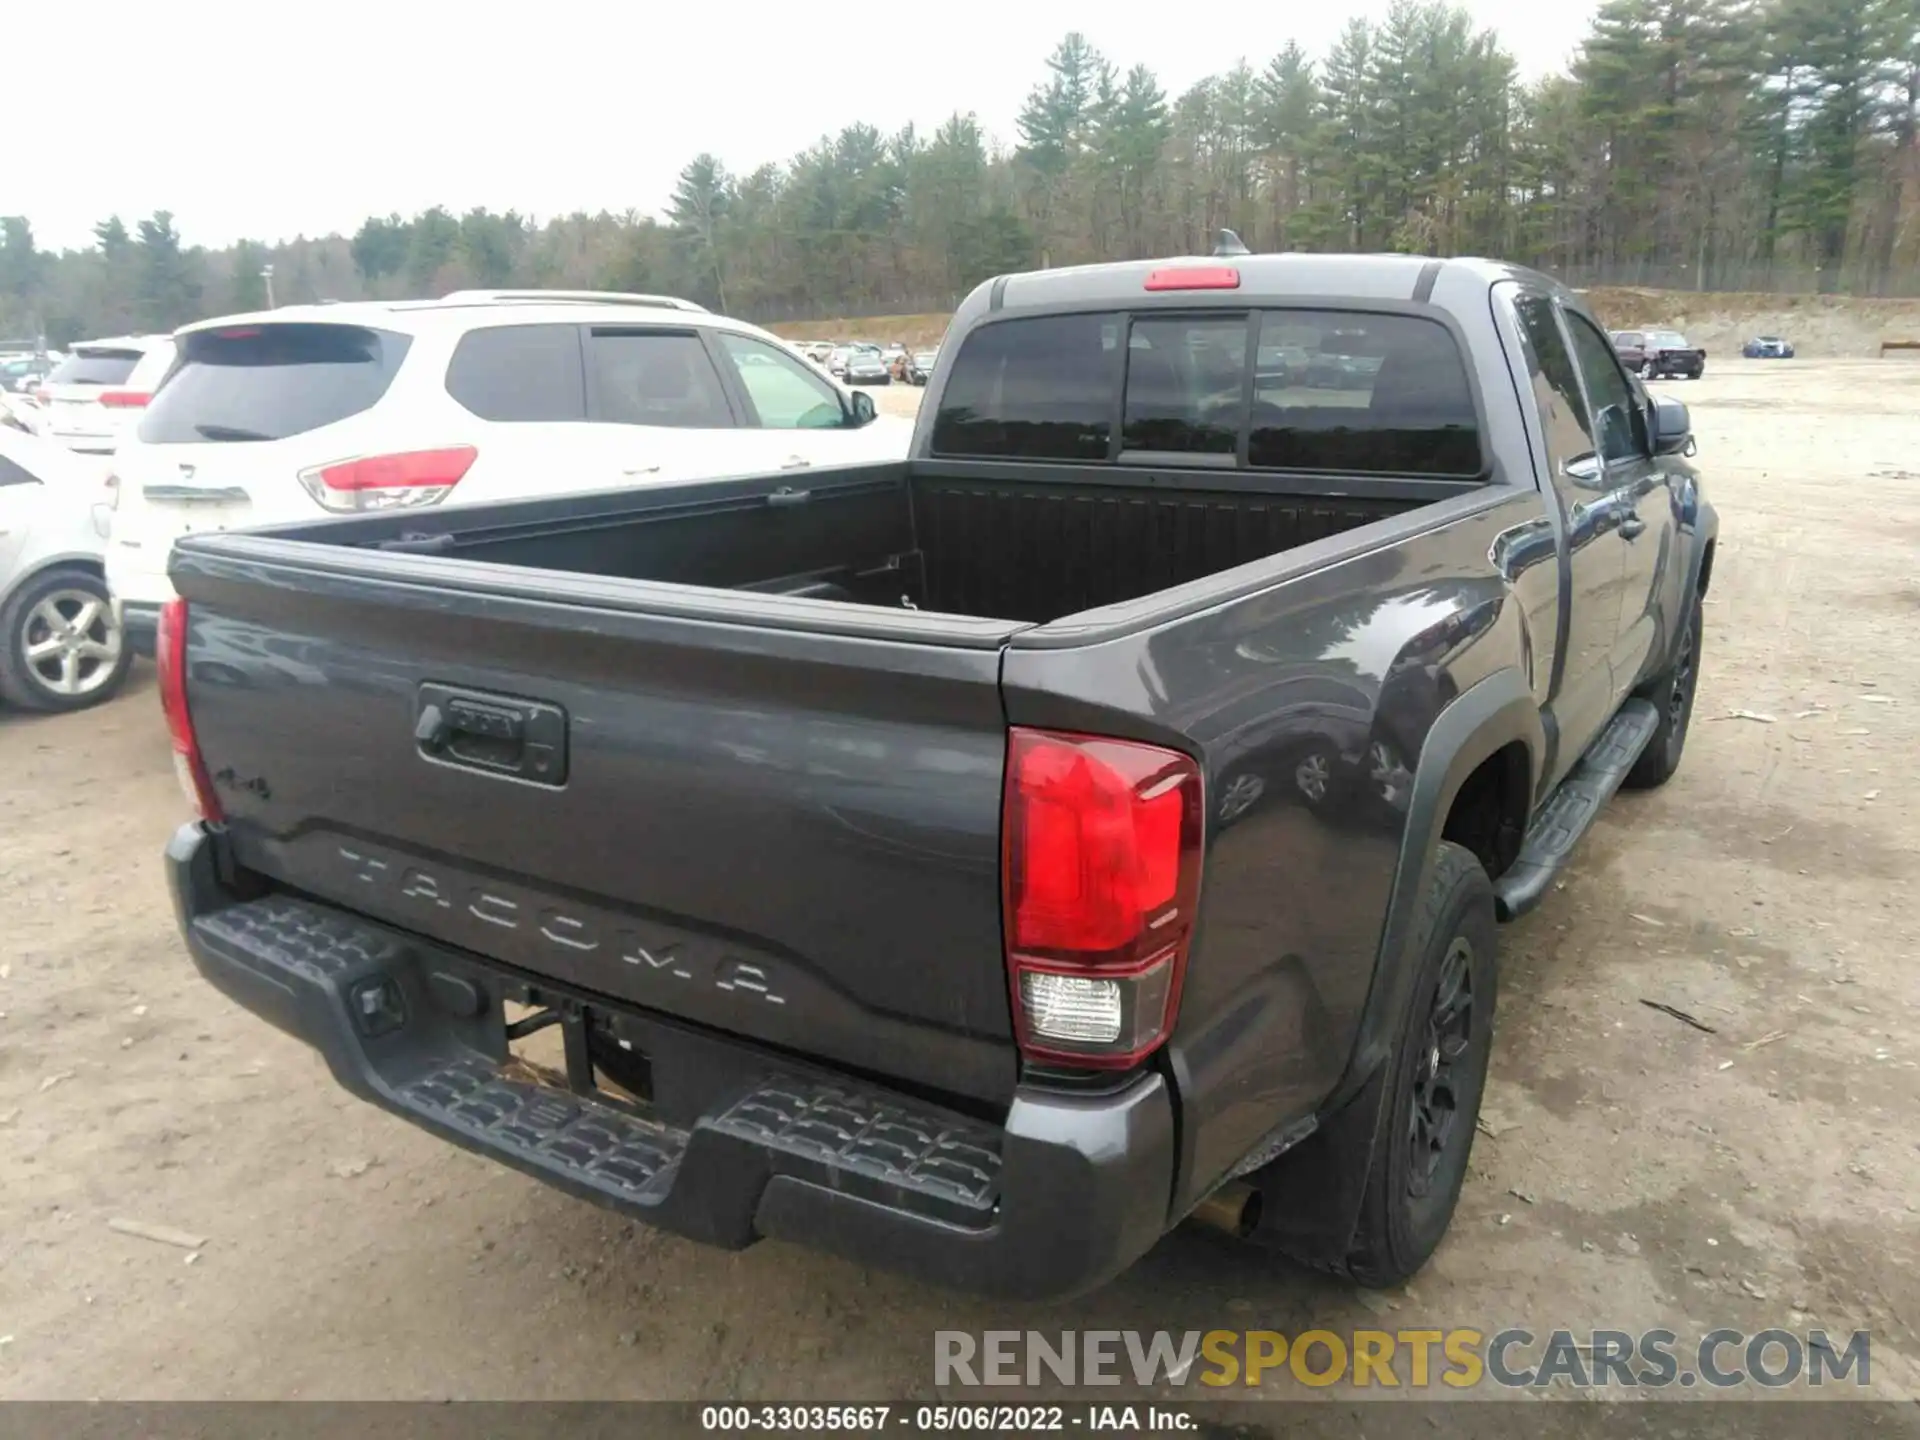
[1611,329,1707,380]
[1,354,54,394]
[1742,335,1795,359]
[905,348,938,385]
[38,335,177,455]
[0,425,130,712]
[830,346,891,385]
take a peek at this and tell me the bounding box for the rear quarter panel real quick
[1002,486,1553,1207]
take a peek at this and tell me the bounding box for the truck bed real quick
[251,461,1451,626]
[167,459,1468,1111]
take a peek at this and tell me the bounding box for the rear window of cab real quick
[930,309,1483,478]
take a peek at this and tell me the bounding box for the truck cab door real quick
[1504,290,1632,789]
[1560,311,1682,696]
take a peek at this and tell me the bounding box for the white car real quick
[0,426,129,712]
[38,336,177,456]
[105,290,912,654]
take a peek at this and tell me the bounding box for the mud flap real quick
[1242,1058,1390,1269]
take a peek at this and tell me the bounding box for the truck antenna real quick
[1213,229,1252,258]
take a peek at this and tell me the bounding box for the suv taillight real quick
[297,445,478,513]
[157,598,223,822]
[98,389,150,409]
[1001,728,1204,1069]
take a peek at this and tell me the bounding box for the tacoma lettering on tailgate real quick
[329,842,788,1006]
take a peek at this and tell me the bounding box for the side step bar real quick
[1494,699,1660,921]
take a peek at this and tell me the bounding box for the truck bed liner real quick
[259,464,1446,627]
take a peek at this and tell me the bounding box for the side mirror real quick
[847,390,877,428]
[1652,396,1693,457]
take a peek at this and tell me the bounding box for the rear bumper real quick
[166,823,1176,1299]
[108,552,176,659]
[117,600,161,659]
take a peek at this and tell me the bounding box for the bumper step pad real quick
[187,893,1002,1221]
[405,1055,687,1202]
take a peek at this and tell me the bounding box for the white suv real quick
[105,291,911,654]
[37,336,177,455]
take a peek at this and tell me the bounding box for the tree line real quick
[3,0,1917,347]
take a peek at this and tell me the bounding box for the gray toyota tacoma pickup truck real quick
[159,253,1716,1298]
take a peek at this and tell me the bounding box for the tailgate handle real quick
[142,484,251,503]
[416,684,568,787]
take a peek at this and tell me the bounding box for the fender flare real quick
[1241,669,1543,1266]
[1337,665,1543,1108]
[1683,500,1719,601]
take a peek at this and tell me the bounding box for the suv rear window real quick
[47,350,141,386]
[138,325,412,444]
[934,309,1480,476]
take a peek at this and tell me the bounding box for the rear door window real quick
[585,330,735,429]
[1122,316,1248,456]
[930,313,1116,461]
[48,350,141,386]
[1248,312,1481,476]
[446,324,586,422]
[137,325,413,444]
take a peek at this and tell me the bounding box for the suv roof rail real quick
[437,289,710,314]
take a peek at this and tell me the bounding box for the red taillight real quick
[296,445,477,513]
[98,389,150,409]
[157,598,223,823]
[1002,728,1204,1069]
[1143,266,1241,292]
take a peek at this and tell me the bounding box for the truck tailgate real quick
[171,543,1023,1104]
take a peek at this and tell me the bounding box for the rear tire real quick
[1338,841,1498,1288]
[1624,591,1702,790]
[0,567,133,713]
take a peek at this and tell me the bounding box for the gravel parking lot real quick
[3,359,1917,1402]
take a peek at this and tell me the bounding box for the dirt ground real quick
[2,358,1918,1404]
[1582,288,1920,359]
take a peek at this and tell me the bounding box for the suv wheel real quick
[0,568,133,713]
[1340,841,1498,1287]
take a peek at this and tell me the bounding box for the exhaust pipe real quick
[1189,1181,1262,1239]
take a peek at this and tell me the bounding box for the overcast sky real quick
[15,0,1596,253]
